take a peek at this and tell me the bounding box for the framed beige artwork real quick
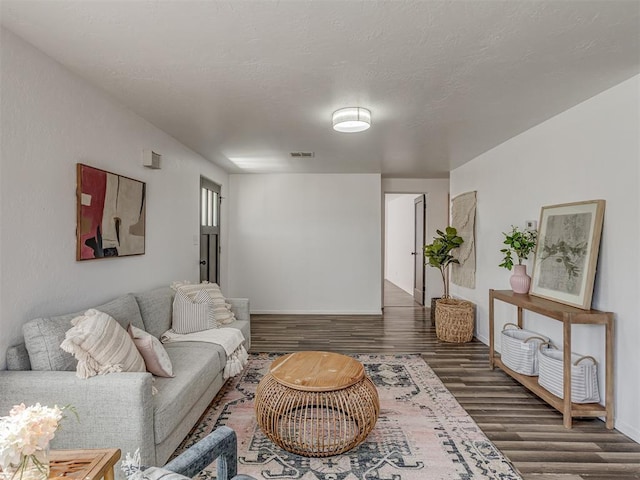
[530,199,605,309]
[76,163,146,260]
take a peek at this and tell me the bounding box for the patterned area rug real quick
[174,353,523,480]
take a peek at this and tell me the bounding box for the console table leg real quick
[563,318,572,429]
[517,306,523,328]
[489,291,495,369]
[605,318,614,429]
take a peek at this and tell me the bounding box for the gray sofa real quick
[0,286,251,477]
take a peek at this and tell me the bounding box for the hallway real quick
[383,279,423,307]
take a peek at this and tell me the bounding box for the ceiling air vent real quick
[289,152,315,158]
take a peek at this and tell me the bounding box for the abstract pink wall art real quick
[76,163,146,260]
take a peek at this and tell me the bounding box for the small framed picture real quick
[530,200,605,309]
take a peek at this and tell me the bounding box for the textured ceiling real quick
[1,1,638,177]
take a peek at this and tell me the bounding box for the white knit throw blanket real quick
[160,328,248,379]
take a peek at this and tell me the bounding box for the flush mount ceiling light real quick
[332,107,371,133]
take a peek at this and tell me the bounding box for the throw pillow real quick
[60,309,146,379]
[128,324,174,377]
[171,281,236,326]
[124,466,188,480]
[171,288,216,334]
[122,450,188,480]
[203,283,236,325]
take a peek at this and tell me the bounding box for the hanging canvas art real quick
[76,163,146,260]
[530,200,605,309]
[451,191,477,289]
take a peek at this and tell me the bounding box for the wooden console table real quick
[50,448,121,480]
[489,289,614,429]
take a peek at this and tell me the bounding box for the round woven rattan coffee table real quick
[255,351,379,457]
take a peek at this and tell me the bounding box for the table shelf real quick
[489,289,614,429]
[50,448,120,480]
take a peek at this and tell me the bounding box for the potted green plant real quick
[424,226,463,299]
[424,227,474,343]
[499,225,538,294]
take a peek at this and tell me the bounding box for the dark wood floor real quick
[249,282,640,480]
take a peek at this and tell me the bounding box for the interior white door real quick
[413,195,426,305]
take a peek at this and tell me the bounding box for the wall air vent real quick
[143,150,162,169]
[289,152,315,158]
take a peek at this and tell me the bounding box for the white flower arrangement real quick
[0,403,70,480]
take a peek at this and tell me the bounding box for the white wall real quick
[227,174,382,314]
[450,75,640,442]
[0,29,229,369]
[385,194,419,294]
[382,178,449,302]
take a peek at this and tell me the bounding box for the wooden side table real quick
[50,449,121,480]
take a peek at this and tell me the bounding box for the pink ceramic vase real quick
[510,264,531,294]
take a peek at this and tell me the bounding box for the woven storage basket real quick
[435,298,474,343]
[500,323,549,375]
[538,344,600,403]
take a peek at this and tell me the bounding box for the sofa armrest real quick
[227,298,250,323]
[0,370,157,470]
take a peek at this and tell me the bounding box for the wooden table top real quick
[270,351,364,392]
[50,448,121,480]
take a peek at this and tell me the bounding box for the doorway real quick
[384,193,426,307]
[200,177,221,284]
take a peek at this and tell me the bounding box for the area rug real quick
[174,353,523,480]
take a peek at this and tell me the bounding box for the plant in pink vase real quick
[499,225,538,294]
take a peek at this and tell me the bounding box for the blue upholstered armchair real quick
[164,427,256,480]
[124,427,256,480]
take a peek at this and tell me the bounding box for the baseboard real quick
[475,333,489,346]
[613,418,640,443]
[251,309,383,315]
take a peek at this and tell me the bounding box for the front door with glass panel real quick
[200,177,221,283]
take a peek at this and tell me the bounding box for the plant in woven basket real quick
[423,226,464,299]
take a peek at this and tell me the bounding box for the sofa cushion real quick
[133,287,174,339]
[153,342,224,444]
[23,294,145,371]
[6,343,31,371]
[60,309,146,378]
